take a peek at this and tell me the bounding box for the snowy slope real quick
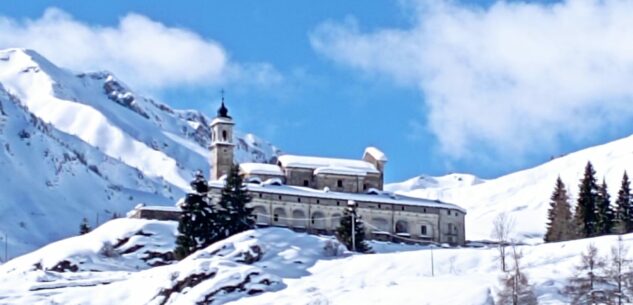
[0,48,280,258]
[2,218,631,305]
[387,135,633,243]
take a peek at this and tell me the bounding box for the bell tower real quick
[210,95,235,181]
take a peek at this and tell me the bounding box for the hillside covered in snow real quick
[387,134,633,243]
[1,218,632,305]
[0,48,280,258]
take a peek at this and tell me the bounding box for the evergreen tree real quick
[574,162,600,238]
[336,207,371,253]
[596,179,614,236]
[614,171,633,234]
[544,177,574,242]
[174,171,216,260]
[79,217,91,235]
[212,164,254,242]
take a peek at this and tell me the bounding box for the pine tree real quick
[574,162,600,238]
[212,164,254,242]
[336,207,371,253]
[544,177,574,242]
[614,172,633,234]
[174,171,216,260]
[79,217,91,235]
[596,179,614,236]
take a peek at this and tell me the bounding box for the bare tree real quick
[606,236,632,305]
[492,212,515,272]
[566,243,608,305]
[497,243,539,305]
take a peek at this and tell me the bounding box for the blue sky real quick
[2,0,633,182]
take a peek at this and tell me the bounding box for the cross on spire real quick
[217,89,230,118]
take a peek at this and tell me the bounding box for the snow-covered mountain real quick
[387,134,633,243]
[0,48,280,258]
[2,218,631,305]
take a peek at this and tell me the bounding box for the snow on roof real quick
[313,166,367,176]
[210,116,234,126]
[137,205,181,212]
[277,155,379,174]
[208,181,465,212]
[240,163,284,176]
[364,146,387,162]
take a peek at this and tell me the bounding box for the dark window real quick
[274,214,279,222]
[311,217,315,224]
[278,195,282,200]
[222,130,227,141]
[401,206,404,211]
[336,201,340,206]
[316,199,320,204]
[421,225,427,235]
[258,193,263,198]
[297,197,301,202]
[447,210,451,215]
[378,204,381,209]
[423,208,427,213]
[337,179,343,187]
[363,184,368,190]
[303,180,309,187]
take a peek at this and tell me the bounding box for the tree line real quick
[545,161,633,242]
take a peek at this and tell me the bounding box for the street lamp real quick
[347,200,357,252]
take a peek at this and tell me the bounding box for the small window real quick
[274,214,279,222]
[311,217,315,225]
[278,195,282,200]
[303,180,309,187]
[258,193,263,198]
[421,225,427,235]
[337,179,343,187]
[363,183,368,190]
[316,199,320,204]
[336,201,340,206]
[447,210,451,215]
[423,208,427,213]
[297,197,301,203]
[378,204,381,209]
[401,206,404,211]
[222,130,227,141]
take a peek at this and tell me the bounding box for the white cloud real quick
[0,8,281,91]
[311,0,633,161]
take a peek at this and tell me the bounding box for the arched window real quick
[222,130,228,141]
[292,209,307,228]
[311,211,326,229]
[395,220,409,234]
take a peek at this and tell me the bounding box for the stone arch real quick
[252,205,269,225]
[330,212,342,228]
[371,217,390,232]
[311,211,326,230]
[273,207,288,226]
[292,209,307,228]
[395,220,409,234]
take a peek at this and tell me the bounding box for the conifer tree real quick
[614,171,633,234]
[336,207,371,253]
[174,171,216,260]
[596,179,614,236]
[544,177,574,242]
[574,162,600,238]
[212,164,254,242]
[79,217,91,235]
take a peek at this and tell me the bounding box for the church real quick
[132,100,467,245]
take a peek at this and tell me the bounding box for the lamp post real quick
[347,200,357,252]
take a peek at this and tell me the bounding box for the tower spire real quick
[217,89,230,118]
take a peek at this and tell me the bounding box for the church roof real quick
[277,155,380,174]
[239,163,284,176]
